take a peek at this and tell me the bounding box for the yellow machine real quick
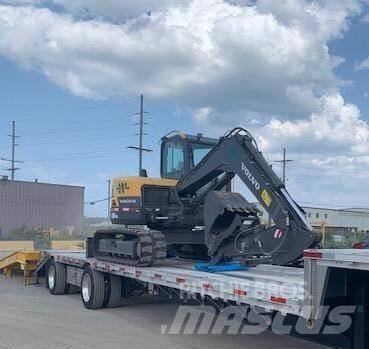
[110,176,178,225]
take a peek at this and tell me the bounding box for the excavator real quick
[92,127,320,266]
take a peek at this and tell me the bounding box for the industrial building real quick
[0,178,84,239]
[256,204,369,235]
[304,206,369,234]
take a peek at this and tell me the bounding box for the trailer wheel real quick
[48,260,67,295]
[104,274,122,308]
[81,267,105,309]
[45,262,50,289]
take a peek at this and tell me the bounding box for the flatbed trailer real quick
[37,248,369,349]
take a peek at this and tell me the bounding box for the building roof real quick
[304,206,369,214]
[0,178,85,189]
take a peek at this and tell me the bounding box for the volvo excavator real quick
[92,127,320,266]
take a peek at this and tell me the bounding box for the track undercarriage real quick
[93,227,167,266]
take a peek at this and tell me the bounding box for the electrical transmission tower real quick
[273,147,293,185]
[1,121,23,180]
[127,94,152,176]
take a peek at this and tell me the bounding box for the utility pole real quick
[1,121,23,180]
[127,94,152,176]
[267,164,273,227]
[107,179,111,225]
[273,148,293,185]
[139,94,144,175]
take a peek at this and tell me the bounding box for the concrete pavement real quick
[0,275,330,349]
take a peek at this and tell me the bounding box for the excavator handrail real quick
[223,127,259,151]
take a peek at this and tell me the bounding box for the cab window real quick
[191,142,213,167]
[162,138,185,178]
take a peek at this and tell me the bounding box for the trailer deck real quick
[42,250,305,316]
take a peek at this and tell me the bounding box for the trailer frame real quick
[36,248,369,349]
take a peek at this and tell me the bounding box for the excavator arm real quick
[176,128,320,265]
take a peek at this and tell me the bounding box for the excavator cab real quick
[160,132,218,180]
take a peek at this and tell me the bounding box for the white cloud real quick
[194,92,369,207]
[193,107,215,123]
[249,93,369,207]
[0,0,368,210]
[256,0,361,39]
[0,0,360,117]
[356,56,369,70]
[258,93,369,155]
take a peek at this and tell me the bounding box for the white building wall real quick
[255,204,369,233]
[304,207,369,232]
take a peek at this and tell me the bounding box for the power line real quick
[0,97,138,125]
[21,134,133,146]
[1,121,23,180]
[85,196,112,205]
[16,112,137,138]
[143,96,181,120]
[23,153,126,162]
[143,96,197,134]
[22,147,129,162]
[145,113,174,135]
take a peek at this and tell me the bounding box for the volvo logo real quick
[241,162,260,191]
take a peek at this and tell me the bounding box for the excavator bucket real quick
[203,191,259,258]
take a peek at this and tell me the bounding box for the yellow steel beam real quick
[0,251,41,285]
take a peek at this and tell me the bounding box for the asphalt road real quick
[0,275,330,349]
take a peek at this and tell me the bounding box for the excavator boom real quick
[176,127,319,264]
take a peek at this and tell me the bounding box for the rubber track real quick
[94,227,167,267]
[151,231,167,265]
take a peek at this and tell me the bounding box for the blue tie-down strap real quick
[195,261,249,273]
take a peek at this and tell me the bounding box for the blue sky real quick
[0,55,198,216]
[329,15,369,110]
[1,0,369,216]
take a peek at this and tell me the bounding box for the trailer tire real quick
[48,260,67,295]
[81,267,105,309]
[45,262,50,289]
[104,274,121,308]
